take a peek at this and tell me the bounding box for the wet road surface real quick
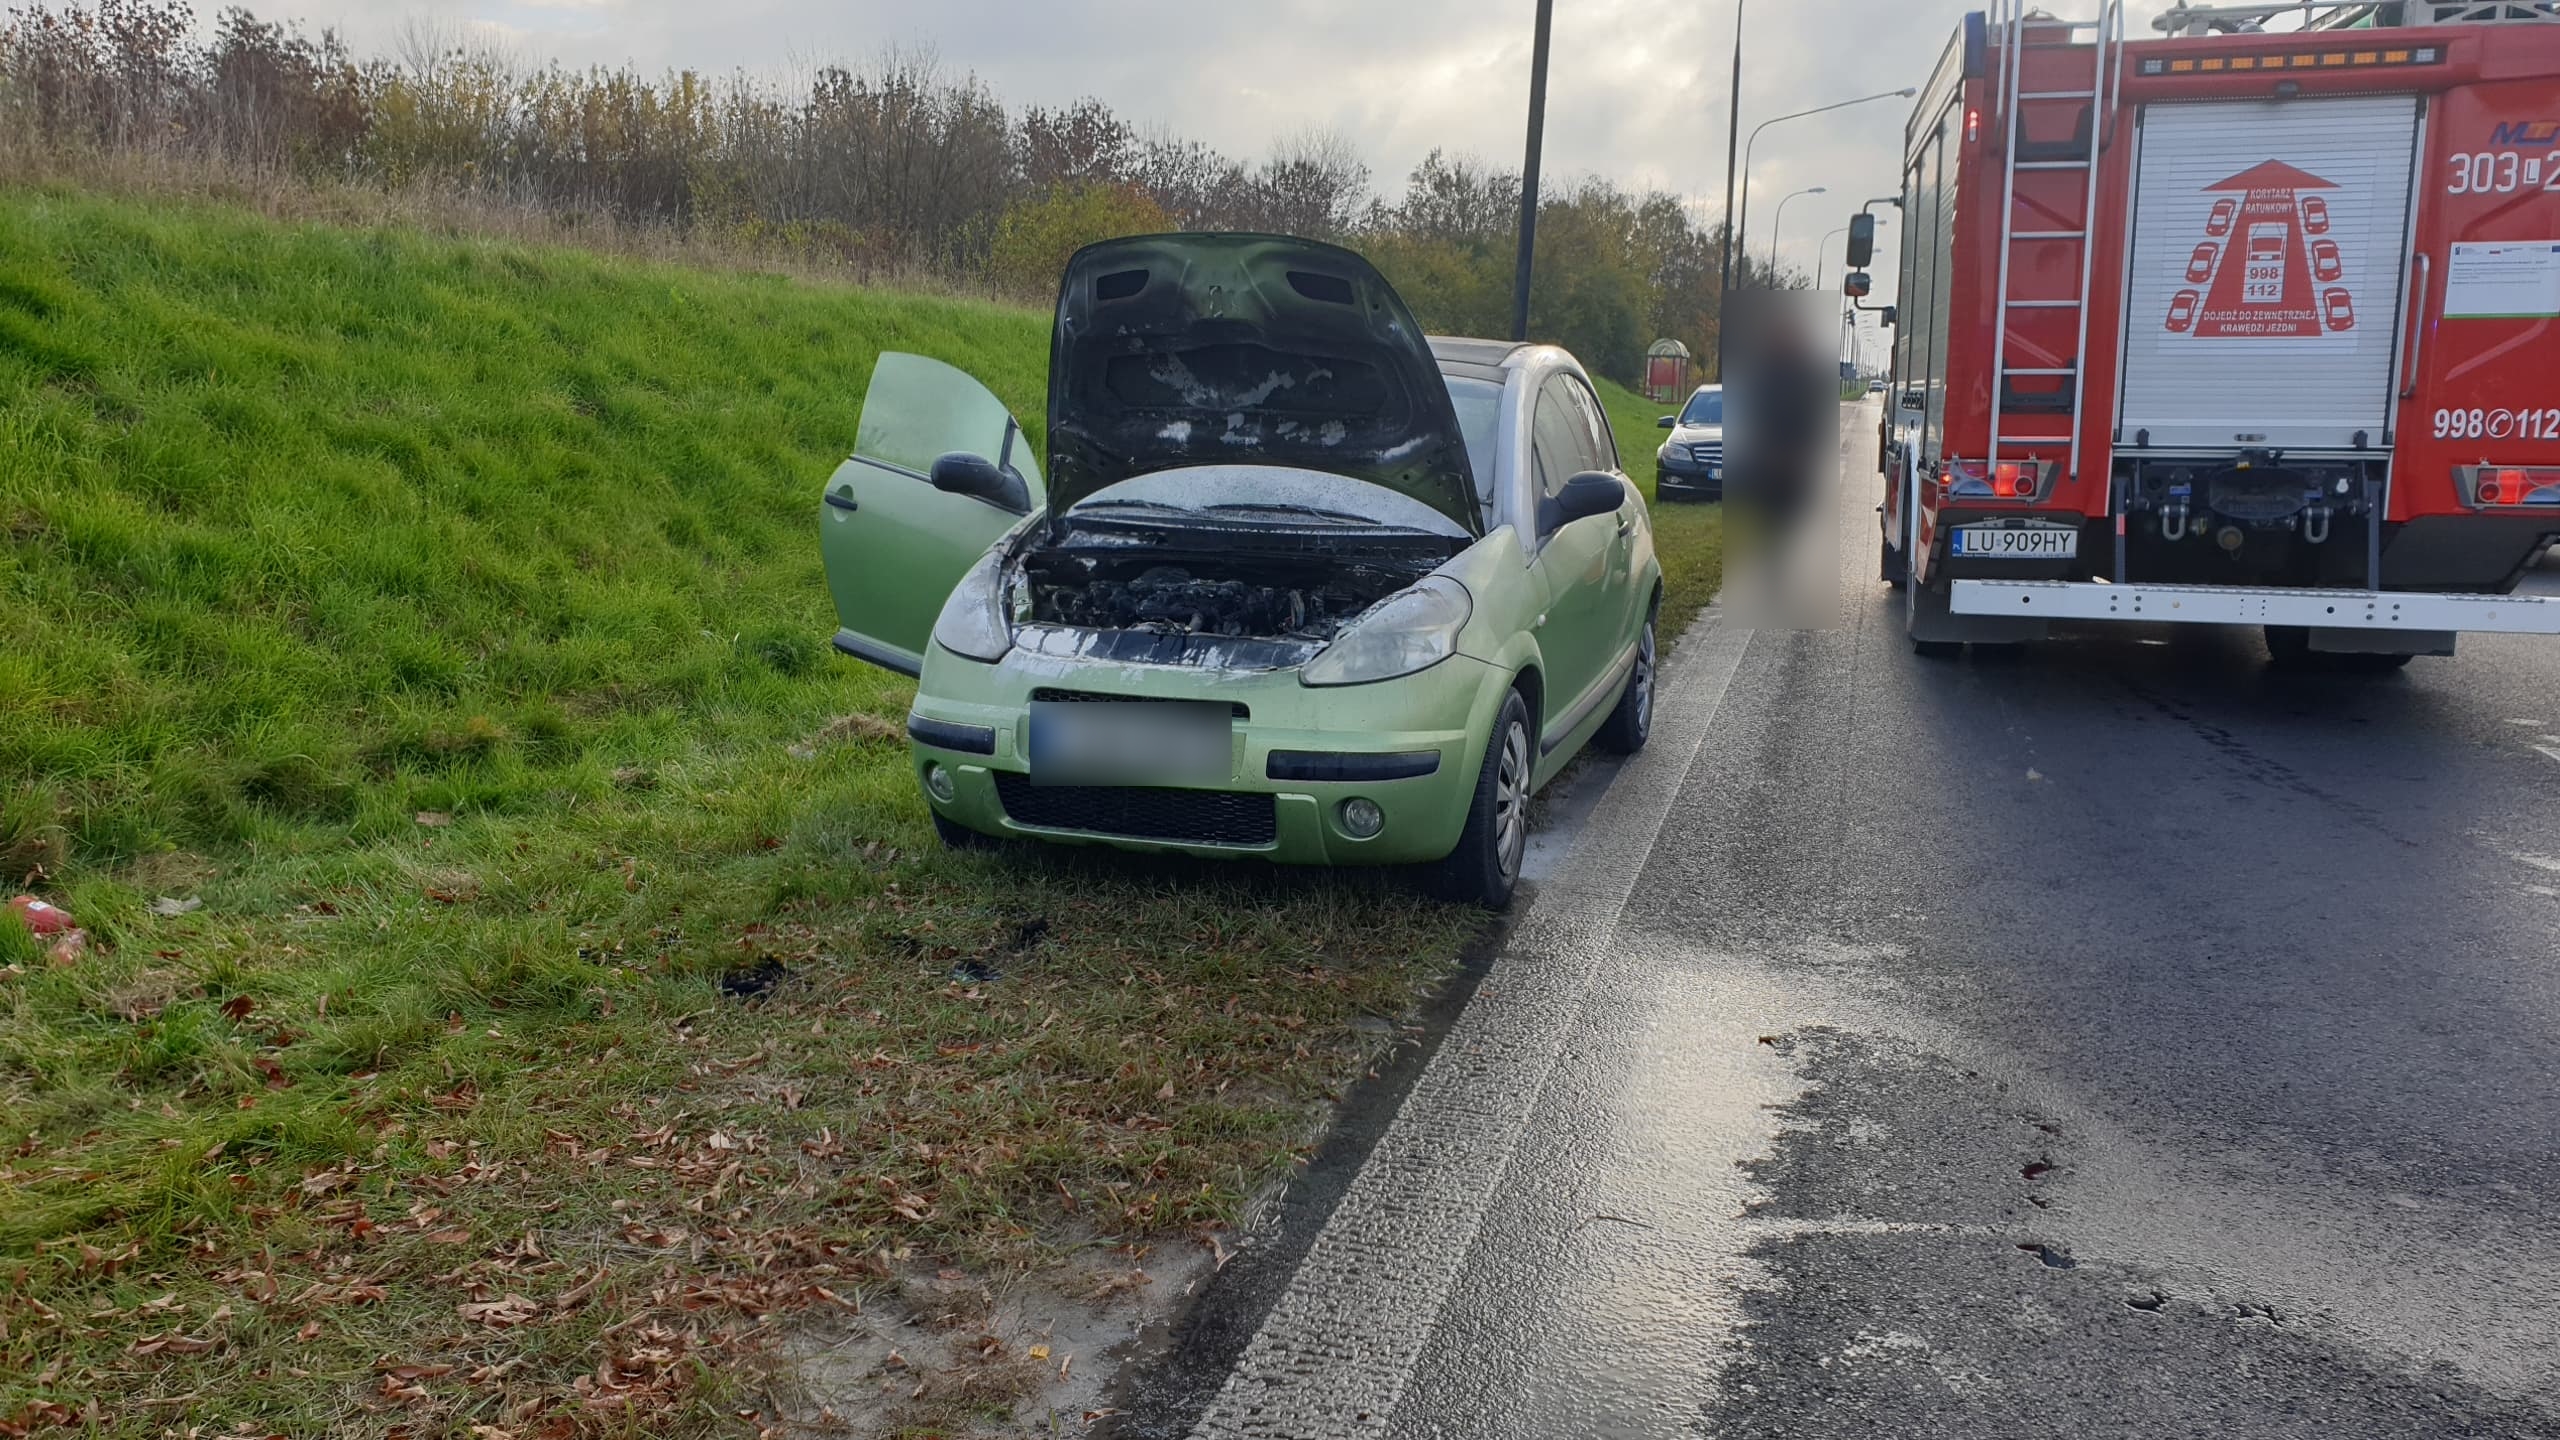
[1109,409,2560,1439]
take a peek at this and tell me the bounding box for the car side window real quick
[1562,377,1617,472]
[1531,383,1585,502]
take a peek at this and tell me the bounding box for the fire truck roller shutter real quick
[2116,95,2420,452]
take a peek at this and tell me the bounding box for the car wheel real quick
[1432,688,1534,910]
[932,811,1000,851]
[1881,534,1908,588]
[1594,607,1656,756]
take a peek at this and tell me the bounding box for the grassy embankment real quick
[0,185,1720,1437]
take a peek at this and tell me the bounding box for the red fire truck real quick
[1873,0,2560,662]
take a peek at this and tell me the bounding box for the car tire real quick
[1594,607,1656,756]
[932,811,1000,851]
[1431,688,1534,910]
[1881,534,1908,588]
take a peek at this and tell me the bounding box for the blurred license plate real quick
[1952,523,2077,559]
[1028,700,1231,786]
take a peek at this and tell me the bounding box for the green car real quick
[820,234,1660,907]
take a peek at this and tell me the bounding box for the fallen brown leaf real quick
[376,1362,457,1381]
[129,1331,218,1356]
[457,1294,542,1328]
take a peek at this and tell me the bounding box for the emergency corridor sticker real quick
[2161,160,2359,345]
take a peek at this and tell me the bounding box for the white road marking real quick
[1185,613,1756,1439]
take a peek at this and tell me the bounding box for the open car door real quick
[820,352,1044,676]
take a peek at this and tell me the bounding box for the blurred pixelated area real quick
[1721,288,1843,630]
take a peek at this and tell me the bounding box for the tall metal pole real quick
[1734,89,1917,293]
[1714,0,1744,378]
[1716,0,1745,297]
[1510,0,1556,342]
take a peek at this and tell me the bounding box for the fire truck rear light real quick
[1948,459,2048,501]
[2460,465,2560,509]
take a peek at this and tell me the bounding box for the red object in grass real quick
[9,895,75,935]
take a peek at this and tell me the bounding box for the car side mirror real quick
[1547,471,1627,533]
[1658,415,1677,428]
[1844,270,1872,299]
[928,451,1030,514]
[1845,211,1876,269]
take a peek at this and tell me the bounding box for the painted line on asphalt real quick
[1186,609,1756,1440]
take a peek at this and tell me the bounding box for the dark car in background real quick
[1654,384,1725,501]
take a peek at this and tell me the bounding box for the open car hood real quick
[1045,234,1481,536]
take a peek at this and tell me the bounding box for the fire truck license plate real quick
[1951,523,2078,559]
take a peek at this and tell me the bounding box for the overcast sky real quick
[281,0,2188,308]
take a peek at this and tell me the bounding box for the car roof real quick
[1430,335,1529,385]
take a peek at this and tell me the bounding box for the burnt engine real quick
[1038,565,1360,637]
[1020,543,1439,643]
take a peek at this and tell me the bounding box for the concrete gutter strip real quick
[1186,609,1754,1439]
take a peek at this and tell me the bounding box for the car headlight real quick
[1300,576,1472,687]
[931,549,1013,664]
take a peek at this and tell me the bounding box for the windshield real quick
[1445,376,1503,510]
[1680,389,1724,427]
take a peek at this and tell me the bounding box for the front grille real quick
[994,773,1277,846]
[1031,687,1249,720]
[1687,441,1724,465]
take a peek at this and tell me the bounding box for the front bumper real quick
[1656,460,1723,498]
[1656,438,1724,498]
[904,647,1509,865]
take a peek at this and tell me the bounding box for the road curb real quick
[1183,608,1755,1438]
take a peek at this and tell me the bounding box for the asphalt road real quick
[1110,408,2560,1440]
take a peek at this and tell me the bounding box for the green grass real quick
[0,184,1717,1437]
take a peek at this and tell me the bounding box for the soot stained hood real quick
[1044,233,1480,535]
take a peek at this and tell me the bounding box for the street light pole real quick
[1820,224,1848,276]
[1733,87,1915,288]
[1768,186,1825,278]
[1510,0,1556,342]
[1716,0,1745,299]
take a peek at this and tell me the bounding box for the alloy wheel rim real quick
[1494,720,1529,880]
[1633,621,1656,730]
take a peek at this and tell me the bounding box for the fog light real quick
[1338,797,1385,839]
[923,763,957,803]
